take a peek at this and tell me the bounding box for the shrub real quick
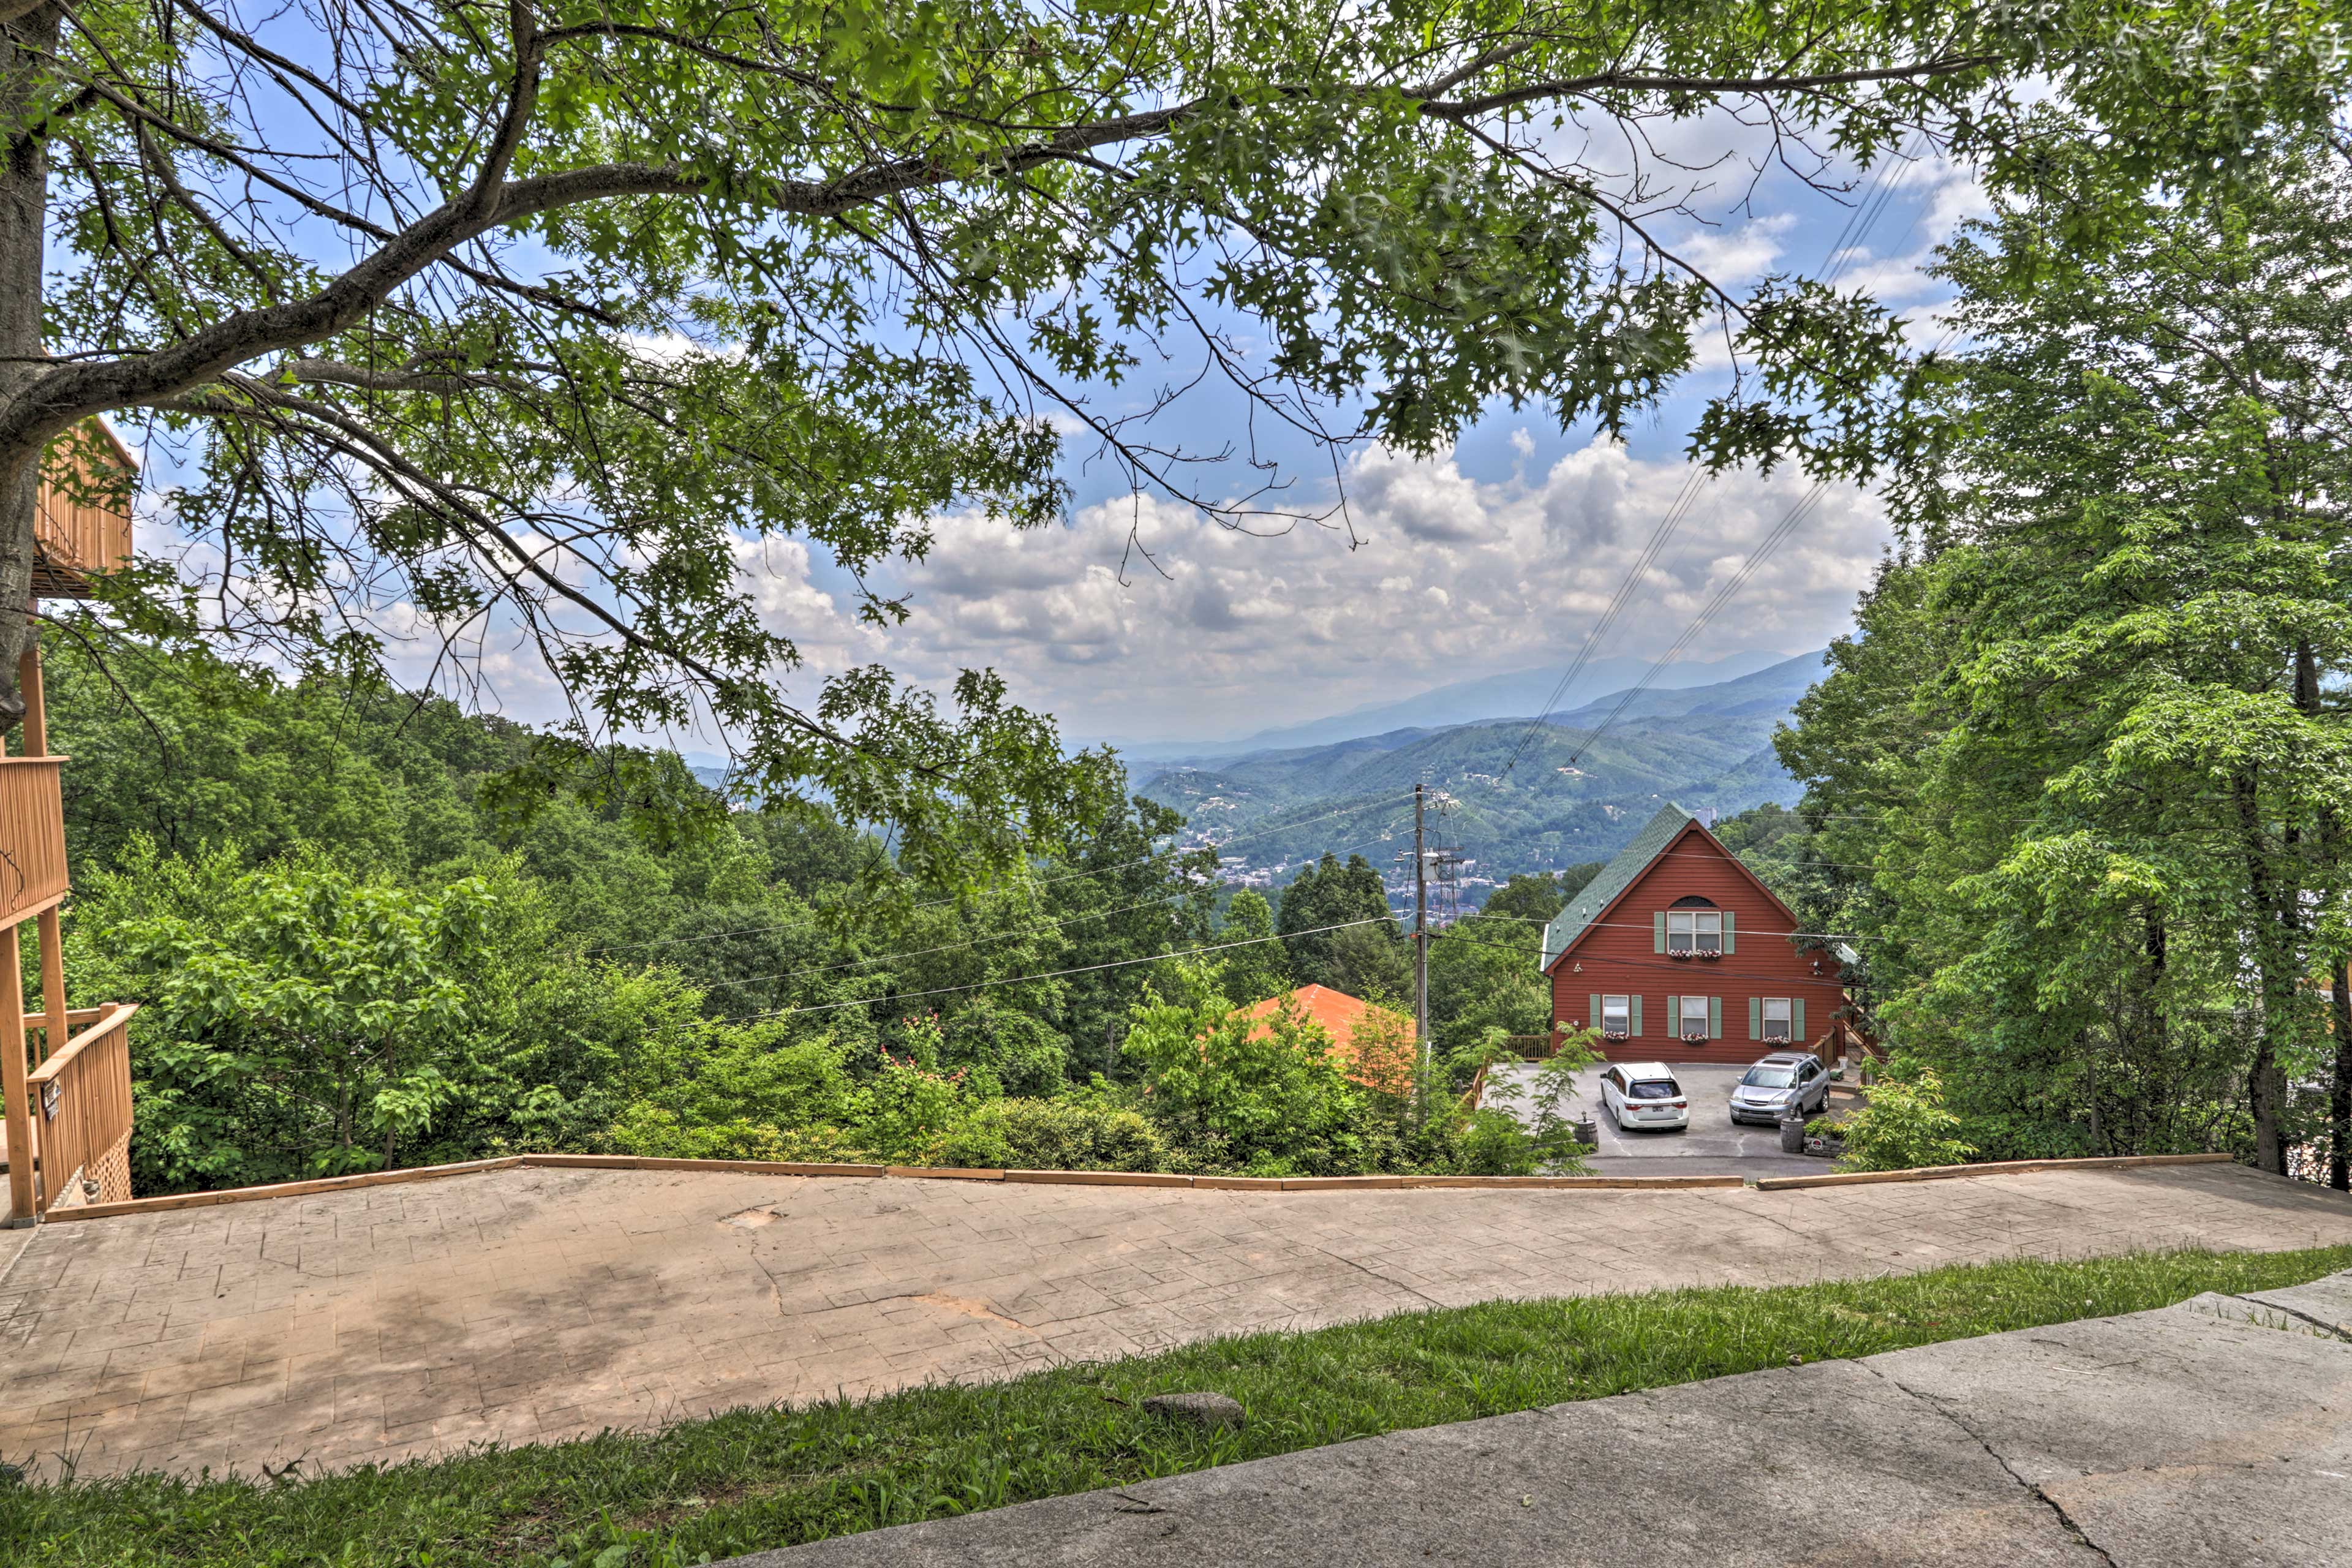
[930,1097,1170,1172]
[1460,1027,1597,1173]
[1120,986,1372,1175]
[83,844,494,1187]
[847,1033,980,1164]
[935,996,1071,1099]
[601,1009,859,1150]
[601,1109,865,1164]
[1837,1066,1977,1172]
[1455,1108,1539,1175]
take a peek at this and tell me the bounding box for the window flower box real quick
[1667,949,1695,961]
[1695,949,1722,962]
[1601,1029,1629,1043]
[1681,1030,1710,1044]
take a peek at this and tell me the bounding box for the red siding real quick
[1547,823,1850,1066]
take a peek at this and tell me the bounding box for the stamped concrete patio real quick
[1,1161,2347,1480]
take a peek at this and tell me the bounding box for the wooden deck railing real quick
[25,1003,138,1212]
[0,758,69,921]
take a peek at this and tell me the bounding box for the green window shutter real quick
[1722,910,1736,954]
[1666,995,1681,1035]
[1748,997,1762,1041]
[1630,995,1643,1038]
[1708,997,1722,1039]
[1793,998,1807,1044]
[1654,911,1666,953]
[1589,992,1602,1031]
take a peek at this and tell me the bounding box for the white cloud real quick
[726,438,1890,746]
[1675,213,1797,285]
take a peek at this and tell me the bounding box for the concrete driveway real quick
[7,1161,2347,1480]
[1484,1060,1823,1177]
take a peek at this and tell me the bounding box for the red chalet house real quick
[1539,803,1858,1065]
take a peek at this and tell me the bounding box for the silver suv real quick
[1729,1052,1830,1125]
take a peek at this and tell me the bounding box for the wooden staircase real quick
[1,426,138,1224]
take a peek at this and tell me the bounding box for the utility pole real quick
[1414,783,1429,1073]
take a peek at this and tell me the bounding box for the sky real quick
[728,136,1990,750]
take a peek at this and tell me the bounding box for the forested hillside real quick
[44,633,1581,1193]
[1139,652,1823,886]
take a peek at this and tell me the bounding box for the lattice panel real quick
[91,1128,134,1205]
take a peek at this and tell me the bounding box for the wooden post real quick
[17,643,43,758]
[35,908,64,1067]
[1,921,31,1223]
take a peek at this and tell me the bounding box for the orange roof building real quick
[1240,984,1417,1097]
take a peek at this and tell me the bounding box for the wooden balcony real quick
[33,422,135,598]
[0,756,69,921]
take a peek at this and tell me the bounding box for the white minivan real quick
[1599,1062,1690,1132]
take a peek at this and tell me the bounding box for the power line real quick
[696,814,1424,994]
[584,790,1418,957]
[1492,147,1918,790]
[1551,483,1831,774]
[1436,932,1856,985]
[1460,911,1867,940]
[1495,466,1716,780]
[721,916,1393,1022]
[1819,132,1924,288]
[697,890,1197,992]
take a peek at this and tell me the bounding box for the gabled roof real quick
[1538,801,1806,974]
[1240,984,1415,1096]
[1539,802,1702,971]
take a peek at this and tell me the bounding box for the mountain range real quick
[1133,649,1830,899]
[1109,648,1792,764]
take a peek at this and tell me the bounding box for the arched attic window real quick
[1662,895,1730,954]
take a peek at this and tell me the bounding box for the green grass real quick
[7,1245,2348,1566]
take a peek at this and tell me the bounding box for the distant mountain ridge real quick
[1109,648,1793,763]
[1134,650,1829,895]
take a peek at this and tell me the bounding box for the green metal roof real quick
[1539,802,1702,971]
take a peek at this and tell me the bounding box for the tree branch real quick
[1422,55,2001,118]
[160,375,937,775]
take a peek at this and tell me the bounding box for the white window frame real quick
[1666,909,1724,954]
[1601,995,1631,1035]
[1679,995,1712,1041]
[1762,997,1793,1041]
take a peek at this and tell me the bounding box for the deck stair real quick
[1,425,138,1223]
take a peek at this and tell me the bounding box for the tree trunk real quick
[2235,772,2293,1174]
[2331,958,2351,1192]
[0,4,62,725]
[2297,641,2345,1188]
[2086,1046,2101,1152]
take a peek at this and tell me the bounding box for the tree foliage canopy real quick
[7,0,2345,872]
[1774,149,2352,1175]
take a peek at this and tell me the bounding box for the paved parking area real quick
[1,1161,2346,1480]
[1487,1059,1823,1175]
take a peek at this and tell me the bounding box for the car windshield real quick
[1743,1066,1796,1088]
[1629,1080,1679,1100]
